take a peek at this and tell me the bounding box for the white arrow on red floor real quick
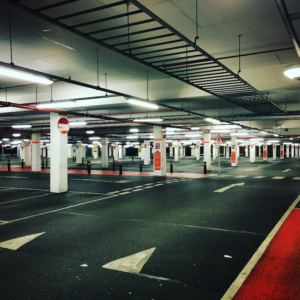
[214,182,245,193]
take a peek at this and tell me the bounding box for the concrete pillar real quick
[286,144,290,158]
[169,145,173,157]
[179,144,184,159]
[76,141,83,163]
[296,145,299,158]
[259,145,262,157]
[153,126,166,176]
[263,141,268,161]
[24,141,31,166]
[250,140,256,163]
[118,145,123,159]
[31,133,41,172]
[143,140,151,165]
[71,144,76,160]
[203,132,211,171]
[291,144,295,158]
[20,142,25,161]
[280,144,284,159]
[245,145,249,157]
[196,142,200,160]
[237,145,240,158]
[67,145,72,159]
[226,143,229,159]
[174,141,179,162]
[213,144,216,160]
[273,143,277,160]
[183,146,186,157]
[82,145,86,158]
[101,137,108,168]
[231,137,238,166]
[113,142,118,162]
[50,113,68,193]
[122,147,126,157]
[93,143,99,159]
[138,145,142,158]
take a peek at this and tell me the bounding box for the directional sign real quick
[57,118,69,134]
[215,135,224,145]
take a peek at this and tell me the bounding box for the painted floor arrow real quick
[214,182,245,193]
[0,232,45,250]
[102,248,180,283]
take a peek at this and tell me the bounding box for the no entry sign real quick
[57,118,69,134]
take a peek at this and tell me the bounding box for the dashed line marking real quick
[154,184,164,186]
[253,176,266,179]
[235,176,248,178]
[272,176,285,180]
[119,192,131,195]
[132,189,143,192]
[292,177,300,180]
[0,193,51,205]
[0,176,28,179]
[145,186,154,189]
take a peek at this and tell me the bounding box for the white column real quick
[174,141,179,162]
[291,144,295,157]
[122,147,126,157]
[76,141,83,163]
[296,145,299,158]
[183,146,186,157]
[245,145,249,157]
[250,140,256,163]
[101,137,108,168]
[259,145,262,157]
[273,143,277,160]
[141,143,144,161]
[286,144,290,158]
[263,141,268,161]
[213,144,216,160]
[231,136,238,167]
[71,144,76,159]
[50,113,68,193]
[82,145,86,158]
[226,143,229,159]
[20,142,25,161]
[93,143,99,159]
[203,132,211,171]
[31,133,41,172]
[144,140,151,165]
[196,142,200,160]
[153,126,166,176]
[119,145,123,159]
[179,144,183,158]
[24,141,32,166]
[280,144,284,159]
[169,145,173,157]
[113,142,118,162]
[109,145,112,156]
[67,145,72,159]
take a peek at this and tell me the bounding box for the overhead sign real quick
[57,118,69,134]
[215,135,224,144]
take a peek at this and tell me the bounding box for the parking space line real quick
[272,177,285,180]
[253,176,266,179]
[132,189,143,192]
[292,177,300,180]
[0,193,51,205]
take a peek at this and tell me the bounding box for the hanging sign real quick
[215,135,224,145]
[57,118,69,134]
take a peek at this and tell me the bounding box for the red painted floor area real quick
[0,166,215,178]
[233,208,300,300]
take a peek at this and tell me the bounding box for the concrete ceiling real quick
[0,0,299,145]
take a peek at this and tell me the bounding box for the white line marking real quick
[292,177,300,180]
[132,189,143,192]
[0,176,28,179]
[272,176,285,180]
[0,220,8,224]
[0,186,49,192]
[221,194,300,300]
[115,180,131,183]
[0,193,51,205]
[235,176,247,178]
[144,183,154,186]
[154,184,164,186]
[0,232,45,250]
[118,192,131,195]
[102,248,156,273]
[253,176,266,179]
[144,186,154,189]
[121,188,134,191]
[214,183,245,193]
[282,169,291,172]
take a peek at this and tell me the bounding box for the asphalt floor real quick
[0,156,299,299]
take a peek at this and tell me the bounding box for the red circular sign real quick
[1,144,4,148]
[57,118,69,134]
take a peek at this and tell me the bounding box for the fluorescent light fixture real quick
[133,118,163,122]
[12,133,21,137]
[191,127,200,130]
[269,140,280,143]
[86,131,94,134]
[130,129,139,132]
[260,131,267,134]
[2,138,9,141]
[23,139,29,141]
[211,129,230,133]
[126,136,139,139]
[185,134,202,137]
[12,125,32,129]
[284,64,300,79]
[89,137,100,140]
[11,140,22,144]
[273,134,279,137]
[230,133,248,136]
[127,99,159,109]
[36,101,77,109]
[205,118,220,124]
[290,138,294,140]
[0,67,53,84]
[252,138,264,141]
[69,121,87,126]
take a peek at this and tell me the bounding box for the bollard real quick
[113,161,115,171]
[82,157,84,165]
[87,160,91,174]
[7,159,10,172]
[119,164,122,175]
[42,159,44,169]
[139,161,142,172]
[170,161,173,173]
[204,161,207,174]
[21,159,24,168]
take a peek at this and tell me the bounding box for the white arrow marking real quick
[0,232,45,250]
[282,169,291,172]
[102,248,155,273]
[214,183,245,193]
